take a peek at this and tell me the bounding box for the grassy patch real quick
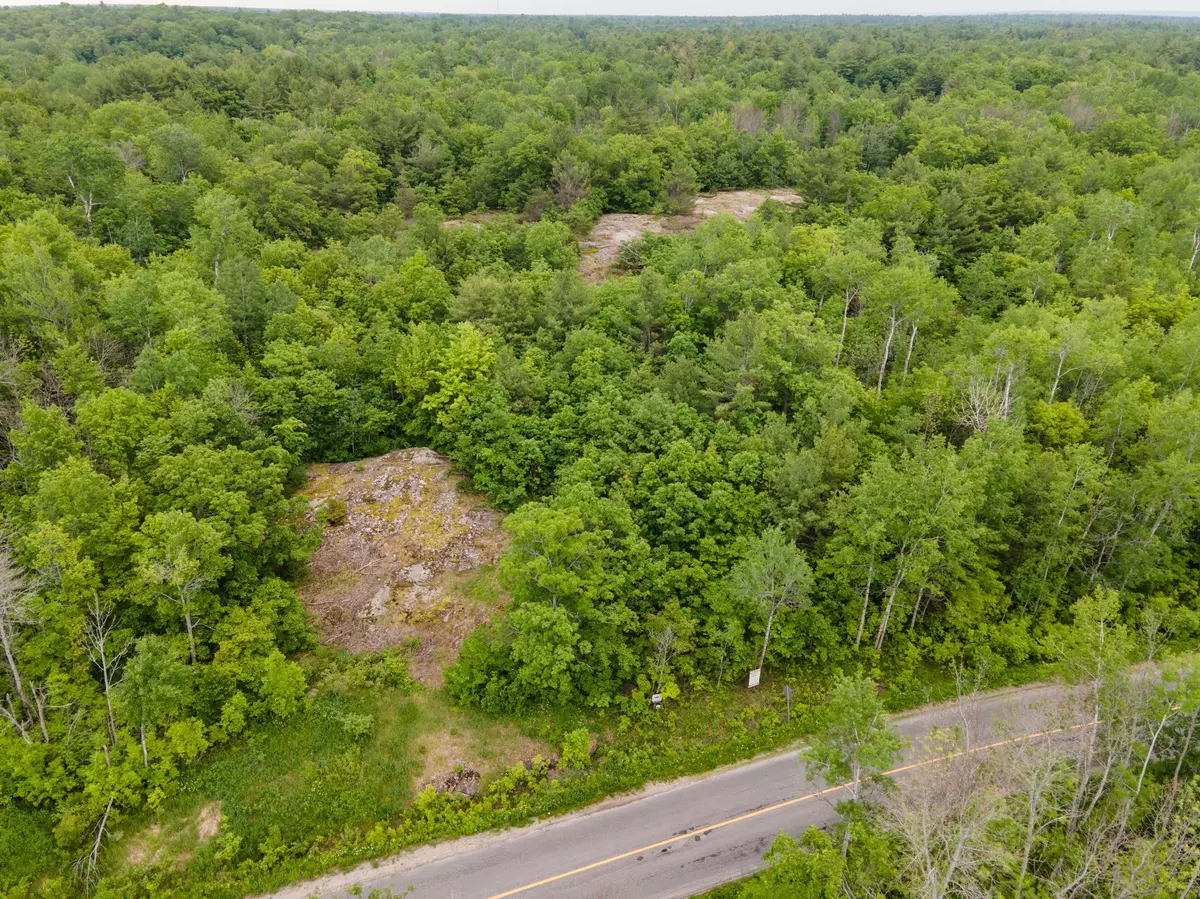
[108,682,546,878]
[883,659,1054,712]
[453,565,506,607]
[0,806,63,889]
[112,686,424,872]
[409,690,549,784]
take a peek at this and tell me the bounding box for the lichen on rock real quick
[297,448,509,684]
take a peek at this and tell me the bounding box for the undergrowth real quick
[2,657,1056,899]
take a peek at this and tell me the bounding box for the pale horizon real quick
[3,1,1200,19]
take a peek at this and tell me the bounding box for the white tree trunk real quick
[835,288,855,367]
[32,686,49,743]
[855,566,873,649]
[903,324,918,380]
[1049,349,1068,403]
[875,565,907,652]
[1135,708,1172,795]
[759,606,777,670]
[0,622,27,706]
[101,666,116,743]
[184,607,197,664]
[840,759,863,857]
[877,307,898,396]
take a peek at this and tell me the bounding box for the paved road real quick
[273,683,1065,899]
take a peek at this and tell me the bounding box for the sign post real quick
[784,684,793,722]
[748,668,761,688]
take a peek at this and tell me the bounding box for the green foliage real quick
[729,527,815,670]
[801,670,904,857]
[0,807,65,893]
[735,830,846,899]
[317,496,348,527]
[559,728,592,769]
[83,681,816,899]
[1,8,1200,897]
[118,635,194,750]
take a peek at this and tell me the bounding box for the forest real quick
[0,5,1198,898]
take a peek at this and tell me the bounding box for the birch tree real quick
[116,635,192,767]
[862,255,955,394]
[134,510,230,664]
[31,135,124,231]
[802,671,904,857]
[827,439,986,652]
[881,728,1005,899]
[82,594,129,744]
[1045,588,1133,837]
[0,544,39,713]
[729,527,813,673]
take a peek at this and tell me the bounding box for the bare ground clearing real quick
[120,802,222,869]
[442,210,502,229]
[297,448,509,686]
[578,188,801,282]
[410,692,550,795]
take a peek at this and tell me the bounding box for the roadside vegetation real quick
[698,608,1200,899]
[0,7,1199,898]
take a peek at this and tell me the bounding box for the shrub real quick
[560,729,592,769]
[319,497,348,526]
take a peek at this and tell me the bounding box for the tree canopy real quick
[0,6,1199,896]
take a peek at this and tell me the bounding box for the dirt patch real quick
[693,188,802,219]
[123,825,162,867]
[443,211,502,229]
[578,188,801,282]
[121,801,221,870]
[578,213,695,282]
[196,803,221,843]
[298,448,509,685]
[428,767,482,798]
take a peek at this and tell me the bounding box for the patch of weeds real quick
[458,567,505,606]
[317,496,348,527]
[0,806,64,891]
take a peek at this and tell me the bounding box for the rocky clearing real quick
[578,188,801,282]
[298,448,509,686]
[297,450,551,792]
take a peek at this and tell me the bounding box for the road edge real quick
[264,679,1058,899]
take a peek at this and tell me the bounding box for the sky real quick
[5,0,1200,19]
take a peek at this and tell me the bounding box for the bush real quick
[560,729,592,769]
[318,497,348,526]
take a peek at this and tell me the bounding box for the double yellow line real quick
[485,719,1092,899]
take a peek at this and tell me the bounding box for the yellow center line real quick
[484,720,1094,899]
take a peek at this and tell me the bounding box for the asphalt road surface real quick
[272,682,1066,899]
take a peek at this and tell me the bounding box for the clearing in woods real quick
[297,448,510,686]
[578,188,802,282]
[105,453,552,883]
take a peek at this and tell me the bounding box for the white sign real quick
[651,692,662,706]
[748,668,761,688]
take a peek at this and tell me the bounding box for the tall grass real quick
[117,687,423,870]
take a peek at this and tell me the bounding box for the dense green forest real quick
[0,5,1199,897]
